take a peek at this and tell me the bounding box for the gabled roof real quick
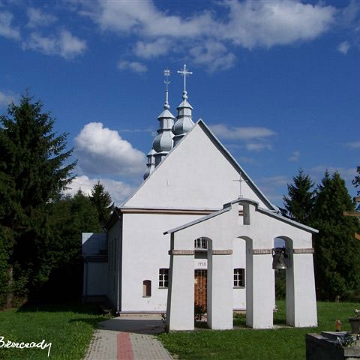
[120,118,277,212]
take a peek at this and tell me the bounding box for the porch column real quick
[166,249,194,331]
[207,250,233,330]
[248,249,274,329]
[287,248,317,327]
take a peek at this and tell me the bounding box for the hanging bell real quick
[272,248,288,270]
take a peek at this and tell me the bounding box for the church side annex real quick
[82,65,318,330]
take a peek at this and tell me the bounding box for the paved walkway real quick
[84,314,173,360]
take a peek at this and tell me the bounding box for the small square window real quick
[234,268,245,288]
[159,268,169,288]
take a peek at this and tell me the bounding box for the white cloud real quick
[74,122,146,178]
[134,38,171,59]
[78,0,336,71]
[338,40,351,54]
[26,7,57,28]
[0,90,16,108]
[288,150,300,162]
[0,11,20,40]
[190,40,236,72]
[63,175,135,206]
[211,124,276,140]
[118,60,147,73]
[211,124,276,152]
[23,29,87,59]
[221,0,336,49]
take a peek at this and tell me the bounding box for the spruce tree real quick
[312,171,360,301]
[0,94,76,300]
[283,169,316,225]
[89,181,114,228]
[354,166,360,197]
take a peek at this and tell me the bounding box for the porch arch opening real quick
[193,237,212,327]
[273,236,294,326]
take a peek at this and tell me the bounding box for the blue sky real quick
[0,0,359,207]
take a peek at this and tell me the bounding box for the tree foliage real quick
[283,169,360,301]
[354,166,360,197]
[0,94,77,303]
[283,169,316,225]
[311,171,360,301]
[89,181,113,228]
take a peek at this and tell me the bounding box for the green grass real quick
[158,301,360,360]
[0,303,105,360]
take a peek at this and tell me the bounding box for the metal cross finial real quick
[163,68,171,106]
[164,69,171,90]
[177,64,193,92]
[233,173,246,199]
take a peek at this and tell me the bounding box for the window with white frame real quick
[234,268,245,288]
[194,237,208,250]
[159,268,169,288]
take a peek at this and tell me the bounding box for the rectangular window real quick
[234,268,245,288]
[159,268,169,288]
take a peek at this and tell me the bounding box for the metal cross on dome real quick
[164,68,171,90]
[177,64,193,92]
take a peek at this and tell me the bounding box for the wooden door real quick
[194,269,207,311]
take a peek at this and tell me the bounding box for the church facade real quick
[82,66,318,329]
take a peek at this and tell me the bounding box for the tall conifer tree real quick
[312,171,360,301]
[283,169,316,225]
[89,181,113,228]
[0,94,76,299]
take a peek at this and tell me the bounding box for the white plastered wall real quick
[124,123,270,210]
[120,212,204,312]
[166,200,317,330]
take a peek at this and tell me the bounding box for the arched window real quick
[194,237,208,250]
[143,280,151,297]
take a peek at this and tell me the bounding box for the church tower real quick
[173,64,194,146]
[144,65,195,179]
[144,69,176,180]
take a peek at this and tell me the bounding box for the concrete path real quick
[84,314,173,360]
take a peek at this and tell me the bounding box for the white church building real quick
[82,66,318,330]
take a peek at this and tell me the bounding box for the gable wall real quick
[124,124,269,210]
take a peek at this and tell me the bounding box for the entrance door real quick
[194,269,207,311]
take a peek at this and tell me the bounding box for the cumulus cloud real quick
[74,122,146,178]
[118,60,148,73]
[134,38,171,59]
[78,0,337,71]
[26,7,57,28]
[220,0,336,49]
[23,29,87,59]
[190,40,236,72]
[63,175,135,206]
[0,11,20,40]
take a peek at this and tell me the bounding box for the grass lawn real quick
[158,301,360,360]
[0,303,105,360]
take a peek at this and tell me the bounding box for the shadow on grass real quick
[16,300,105,316]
